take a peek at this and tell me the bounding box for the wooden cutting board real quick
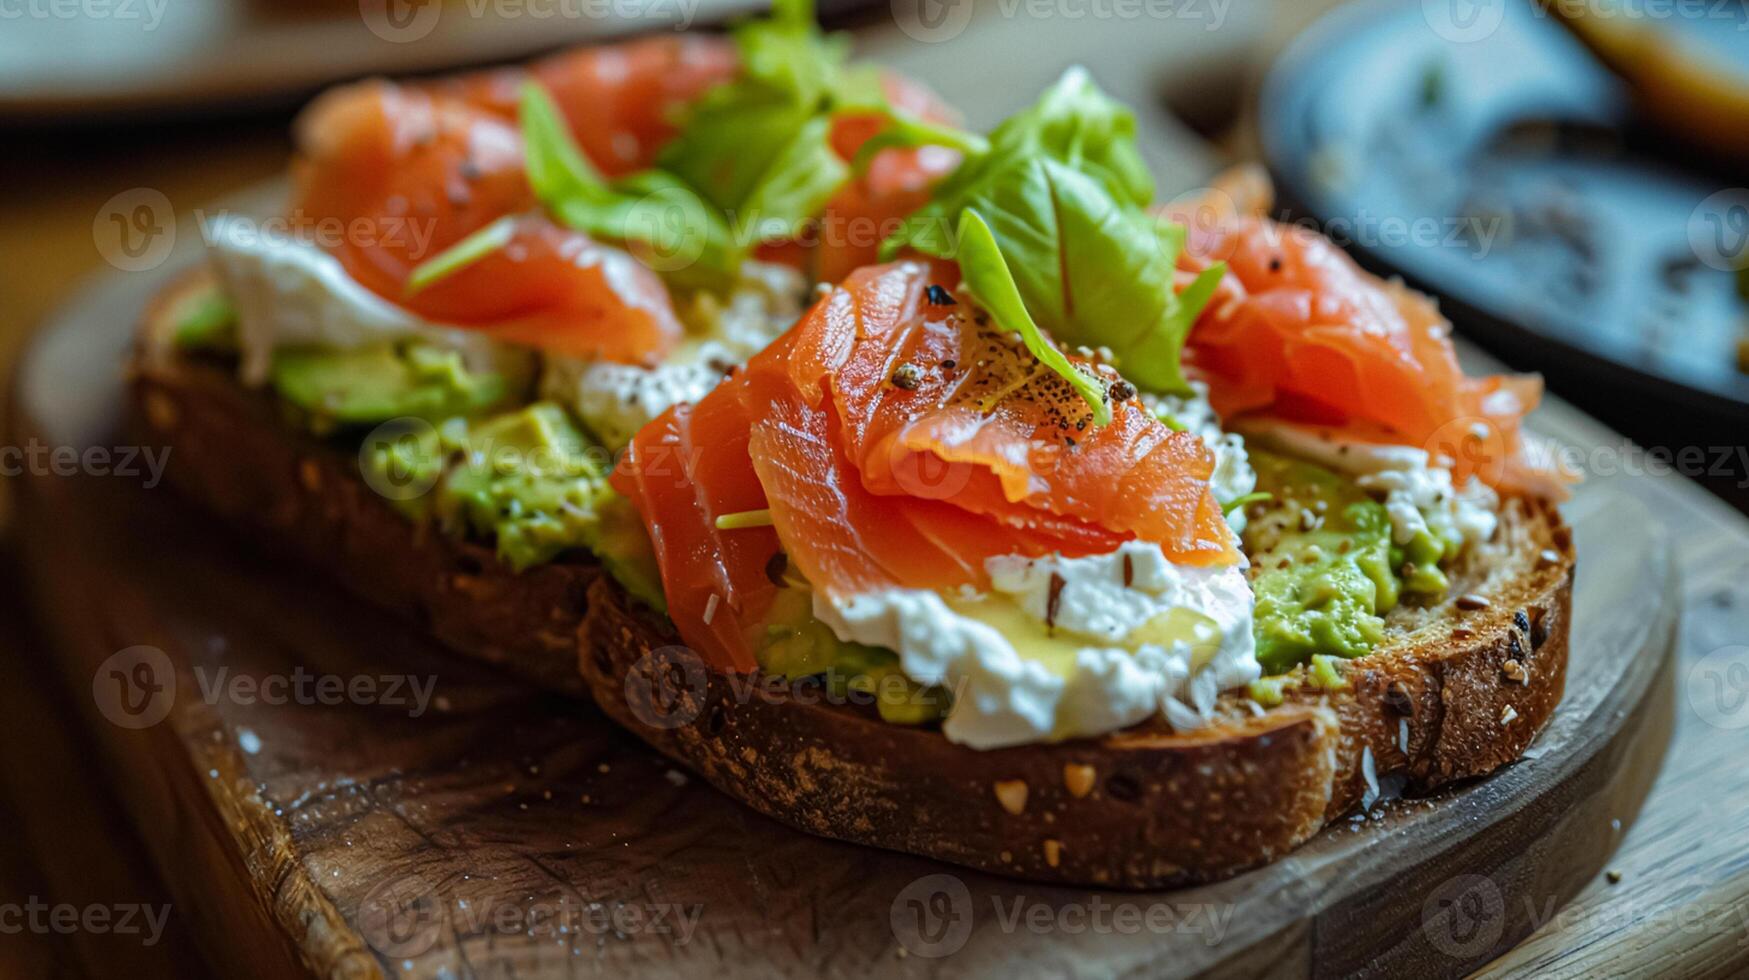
[6,247,1679,978]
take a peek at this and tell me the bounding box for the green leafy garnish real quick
[881,68,1224,398]
[1221,490,1272,515]
[406,215,518,295]
[736,115,850,243]
[847,105,989,174]
[956,209,1109,425]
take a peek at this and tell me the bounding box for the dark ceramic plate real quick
[1260,0,1749,421]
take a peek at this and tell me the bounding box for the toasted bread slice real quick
[132,270,1575,887]
[577,498,1573,888]
[130,268,596,696]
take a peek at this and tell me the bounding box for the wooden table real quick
[4,3,1749,976]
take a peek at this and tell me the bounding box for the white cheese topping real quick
[813,541,1260,749]
[204,214,504,385]
[1243,421,1499,549]
[542,261,806,450]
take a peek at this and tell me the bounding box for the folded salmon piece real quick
[613,259,1237,671]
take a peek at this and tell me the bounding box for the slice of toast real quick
[132,270,1575,887]
[577,497,1573,888]
[130,269,595,696]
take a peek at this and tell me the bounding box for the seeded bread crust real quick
[132,270,1575,887]
[578,498,1572,888]
[130,269,595,697]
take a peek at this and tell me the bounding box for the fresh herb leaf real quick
[406,214,519,295]
[516,83,736,285]
[956,209,1110,425]
[882,68,1224,395]
[520,80,608,204]
[737,115,850,243]
[846,105,989,174]
[1221,490,1272,514]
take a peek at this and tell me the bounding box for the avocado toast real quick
[132,24,1575,887]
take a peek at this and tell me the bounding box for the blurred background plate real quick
[0,0,777,119]
[1261,0,1749,427]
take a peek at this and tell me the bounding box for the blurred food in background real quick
[1262,0,1749,456]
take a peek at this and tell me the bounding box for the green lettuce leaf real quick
[881,68,1223,397]
[956,209,1110,424]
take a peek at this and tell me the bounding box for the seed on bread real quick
[1063,763,1097,799]
[1501,705,1519,725]
[1502,659,1529,684]
[995,779,1029,815]
[1456,593,1491,611]
[1043,839,1063,868]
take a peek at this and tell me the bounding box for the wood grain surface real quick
[6,246,1682,978]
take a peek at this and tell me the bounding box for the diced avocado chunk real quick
[271,343,515,431]
[1243,451,1400,673]
[757,586,950,725]
[170,284,238,350]
[356,402,665,608]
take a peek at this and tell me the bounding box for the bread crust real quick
[577,499,1573,888]
[130,270,595,696]
[133,271,1576,888]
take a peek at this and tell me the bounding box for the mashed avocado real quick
[756,582,950,725]
[1242,451,1453,674]
[271,343,520,432]
[361,402,664,606]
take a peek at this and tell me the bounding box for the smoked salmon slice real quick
[613,260,1238,672]
[1168,177,1565,495]
[431,35,739,178]
[290,81,684,364]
